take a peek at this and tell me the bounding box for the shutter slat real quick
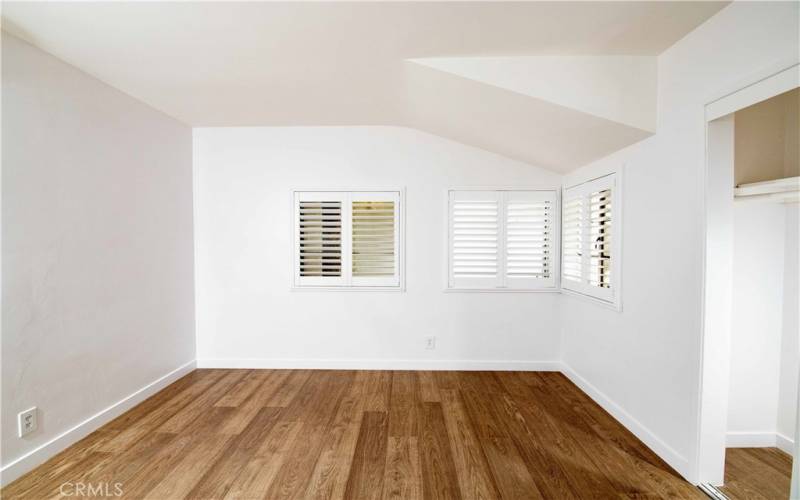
[505,198,551,280]
[452,199,499,279]
[352,200,396,277]
[299,200,342,277]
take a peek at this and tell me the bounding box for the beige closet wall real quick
[735,88,799,185]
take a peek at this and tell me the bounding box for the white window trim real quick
[290,187,406,292]
[560,171,623,311]
[443,186,561,293]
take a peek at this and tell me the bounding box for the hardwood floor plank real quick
[98,369,228,453]
[157,370,248,433]
[104,370,210,431]
[419,402,462,500]
[113,434,198,499]
[543,373,671,471]
[495,371,621,498]
[222,419,305,500]
[267,369,313,408]
[65,431,179,497]
[2,430,118,499]
[120,407,235,498]
[186,407,284,499]
[217,371,303,435]
[344,411,389,500]
[457,372,509,438]
[388,370,420,438]
[363,371,392,412]
[382,436,423,500]
[142,434,233,500]
[215,369,273,407]
[304,396,366,499]
[481,436,544,500]
[490,374,580,499]
[538,373,700,499]
[8,450,112,500]
[264,424,329,500]
[418,371,441,403]
[305,371,356,427]
[439,389,500,500]
[721,448,792,500]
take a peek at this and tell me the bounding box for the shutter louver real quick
[451,194,500,286]
[588,188,612,289]
[505,197,552,279]
[561,196,583,284]
[561,174,616,304]
[298,201,342,277]
[352,200,395,277]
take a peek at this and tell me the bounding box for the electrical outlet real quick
[18,407,37,437]
[425,336,436,350]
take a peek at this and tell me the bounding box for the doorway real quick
[698,65,799,498]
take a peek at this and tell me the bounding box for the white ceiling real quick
[2,1,728,171]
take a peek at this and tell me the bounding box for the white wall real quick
[560,1,799,482]
[727,203,786,443]
[194,126,562,369]
[1,33,196,481]
[778,205,800,444]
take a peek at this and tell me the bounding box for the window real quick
[561,173,619,305]
[447,189,557,291]
[294,190,403,289]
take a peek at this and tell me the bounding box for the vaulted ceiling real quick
[2,1,728,172]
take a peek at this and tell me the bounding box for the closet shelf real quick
[735,176,799,204]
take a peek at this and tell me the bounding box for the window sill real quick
[443,287,560,293]
[560,287,622,311]
[290,286,404,292]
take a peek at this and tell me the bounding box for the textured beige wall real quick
[735,88,799,185]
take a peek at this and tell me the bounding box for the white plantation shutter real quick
[294,190,402,288]
[449,191,502,288]
[351,192,400,287]
[505,191,556,288]
[561,195,583,284]
[588,188,612,290]
[295,192,346,286]
[448,189,557,290]
[561,174,617,303]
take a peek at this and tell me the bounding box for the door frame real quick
[696,60,799,486]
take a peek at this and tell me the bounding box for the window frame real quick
[291,187,405,292]
[444,187,561,293]
[560,172,623,310]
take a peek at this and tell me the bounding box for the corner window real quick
[294,190,403,289]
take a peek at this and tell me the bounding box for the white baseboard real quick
[196,358,562,371]
[727,431,795,455]
[0,360,196,487]
[776,433,795,455]
[726,431,777,448]
[560,363,694,482]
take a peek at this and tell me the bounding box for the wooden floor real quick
[2,370,704,499]
[720,447,792,500]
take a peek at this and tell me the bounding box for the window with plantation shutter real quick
[294,190,402,289]
[561,173,619,306]
[447,189,557,291]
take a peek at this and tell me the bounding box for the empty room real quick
[2,1,799,499]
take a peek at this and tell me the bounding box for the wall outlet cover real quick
[18,407,37,438]
[425,336,436,350]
